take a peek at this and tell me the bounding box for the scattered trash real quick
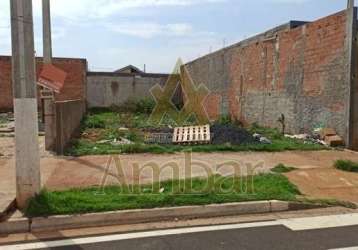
[252,133,272,144]
[253,133,261,140]
[159,187,165,193]
[118,127,129,131]
[284,134,309,140]
[284,127,345,147]
[260,137,272,144]
[111,137,133,145]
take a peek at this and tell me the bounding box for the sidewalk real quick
[1,149,358,215]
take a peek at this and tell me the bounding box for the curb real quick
[0,200,322,234]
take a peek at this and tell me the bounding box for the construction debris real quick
[325,135,344,147]
[145,133,173,144]
[284,127,345,147]
[320,128,337,140]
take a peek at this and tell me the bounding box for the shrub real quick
[82,115,106,129]
[135,97,156,114]
[334,160,358,173]
[216,115,232,125]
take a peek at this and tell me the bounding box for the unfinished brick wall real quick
[186,10,350,139]
[0,57,13,111]
[0,56,87,111]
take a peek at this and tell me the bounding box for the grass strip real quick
[26,174,300,217]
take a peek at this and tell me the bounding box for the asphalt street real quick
[44,225,358,250]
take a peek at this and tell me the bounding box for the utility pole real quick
[348,0,354,9]
[10,0,41,208]
[346,0,357,148]
[42,0,55,151]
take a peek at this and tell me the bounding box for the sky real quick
[0,0,349,73]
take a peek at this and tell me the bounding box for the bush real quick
[217,115,232,125]
[334,160,358,173]
[115,98,156,114]
[135,98,156,114]
[82,115,106,129]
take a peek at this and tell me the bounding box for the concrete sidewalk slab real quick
[2,149,358,211]
[286,168,358,203]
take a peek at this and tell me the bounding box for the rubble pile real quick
[284,127,344,147]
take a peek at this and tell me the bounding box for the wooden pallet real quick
[173,125,211,144]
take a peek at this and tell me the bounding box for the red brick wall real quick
[186,10,349,138]
[0,57,13,111]
[0,56,87,111]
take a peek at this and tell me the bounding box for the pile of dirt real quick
[211,124,257,145]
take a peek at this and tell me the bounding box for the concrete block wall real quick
[0,56,87,111]
[86,72,169,107]
[55,99,86,155]
[185,10,350,139]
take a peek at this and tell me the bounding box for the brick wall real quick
[0,57,13,111]
[186,10,350,139]
[0,56,87,111]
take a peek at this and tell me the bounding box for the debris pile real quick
[284,127,344,147]
[145,133,173,144]
[319,128,344,147]
[211,124,257,145]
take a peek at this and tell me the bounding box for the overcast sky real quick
[0,0,349,73]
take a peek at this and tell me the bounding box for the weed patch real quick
[334,160,358,173]
[271,164,297,173]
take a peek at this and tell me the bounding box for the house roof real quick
[114,65,143,74]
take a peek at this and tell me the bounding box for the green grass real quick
[271,164,297,173]
[66,138,327,156]
[67,109,328,156]
[334,160,358,173]
[26,173,300,217]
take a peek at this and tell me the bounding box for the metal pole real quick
[10,0,41,208]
